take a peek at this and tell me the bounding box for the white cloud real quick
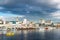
[0,0,14,5]
[0,11,25,21]
[0,0,9,5]
[36,0,60,9]
[51,11,60,19]
[0,7,5,9]
[0,0,60,9]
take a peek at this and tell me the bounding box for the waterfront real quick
[0,29,60,40]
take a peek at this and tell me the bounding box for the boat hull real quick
[16,28,37,30]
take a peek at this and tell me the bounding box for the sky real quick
[0,0,60,23]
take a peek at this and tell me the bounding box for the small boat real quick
[16,27,37,30]
[45,26,56,30]
[45,27,48,30]
[6,32,14,36]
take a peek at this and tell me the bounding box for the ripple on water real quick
[0,29,60,40]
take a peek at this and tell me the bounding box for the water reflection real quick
[0,29,60,40]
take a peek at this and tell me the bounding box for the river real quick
[0,29,60,40]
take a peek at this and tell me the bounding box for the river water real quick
[0,29,60,40]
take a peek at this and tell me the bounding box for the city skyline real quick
[0,0,60,22]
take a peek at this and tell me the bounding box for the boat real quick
[16,27,37,30]
[6,32,14,36]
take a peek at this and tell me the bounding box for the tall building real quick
[40,19,45,24]
[23,19,29,24]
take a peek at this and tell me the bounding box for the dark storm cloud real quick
[0,0,59,21]
[0,0,57,13]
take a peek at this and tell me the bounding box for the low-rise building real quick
[45,20,52,26]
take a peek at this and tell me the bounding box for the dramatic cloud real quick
[0,11,25,18]
[0,0,60,9]
[50,11,60,19]
[34,0,60,9]
[0,7,5,9]
[0,0,11,5]
[0,0,60,22]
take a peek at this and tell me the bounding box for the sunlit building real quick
[54,22,60,28]
[45,20,52,26]
[23,18,29,25]
[23,19,28,24]
[40,19,45,24]
[39,19,53,27]
[0,19,3,24]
